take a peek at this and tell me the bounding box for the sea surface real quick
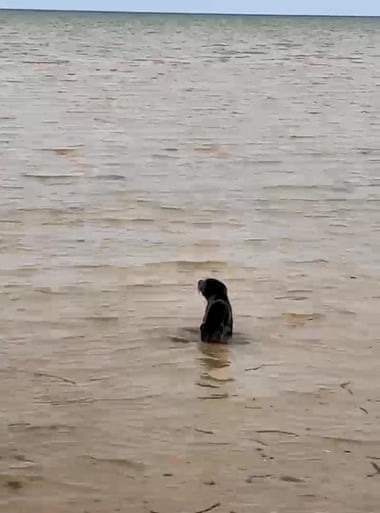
[1,10,379,513]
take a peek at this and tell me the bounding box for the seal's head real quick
[198,278,228,301]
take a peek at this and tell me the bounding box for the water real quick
[1,10,379,513]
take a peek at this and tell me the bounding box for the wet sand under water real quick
[1,10,380,513]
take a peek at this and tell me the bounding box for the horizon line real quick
[0,8,379,18]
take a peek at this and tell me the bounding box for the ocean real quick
[1,10,379,513]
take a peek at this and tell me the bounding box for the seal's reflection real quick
[198,341,233,383]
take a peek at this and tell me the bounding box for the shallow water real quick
[1,10,380,513]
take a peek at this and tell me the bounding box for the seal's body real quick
[197,278,233,343]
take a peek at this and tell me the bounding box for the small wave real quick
[245,238,266,244]
[192,220,244,228]
[23,59,70,65]
[127,217,156,224]
[94,174,126,181]
[283,312,324,326]
[159,205,186,213]
[172,330,250,346]
[40,146,82,155]
[133,260,229,273]
[175,260,228,271]
[84,313,120,320]
[22,173,82,181]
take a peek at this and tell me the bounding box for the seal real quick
[197,278,233,343]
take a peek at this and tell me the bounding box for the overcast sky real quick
[0,1,379,16]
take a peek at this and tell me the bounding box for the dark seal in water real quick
[197,278,233,343]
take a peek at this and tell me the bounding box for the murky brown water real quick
[1,10,380,513]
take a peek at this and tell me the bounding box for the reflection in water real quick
[198,342,233,383]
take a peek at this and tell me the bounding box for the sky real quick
[0,1,379,17]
